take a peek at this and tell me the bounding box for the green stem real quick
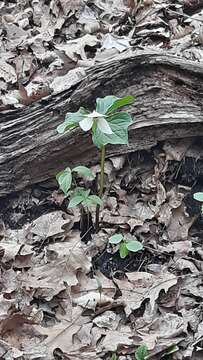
[95,145,105,232]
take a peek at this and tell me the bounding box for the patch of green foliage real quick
[111,354,118,360]
[193,192,203,214]
[56,166,101,210]
[135,345,148,360]
[109,233,143,259]
[56,95,134,231]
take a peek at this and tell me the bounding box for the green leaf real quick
[92,112,133,148]
[111,354,118,360]
[193,192,203,202]
[72,166,94,179]
[57,108,88,134]
[107,95,134,114]
[125,240,143,253]
[161,345,179,358]
[68,195,83,208]
[96,95,134,115]
[109,234,123,244]
[88,195,102,205]
[96,96,118,114]
[74,187,90,197]
[68,187,92,208]
[82,195,102,210]
[108,112,133,129]
[82,189,91,198]
[82,198,91,210]
[56,167,72,195]
[135,345,148,360]
[119,242,129,258]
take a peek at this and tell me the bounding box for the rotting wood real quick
[1,50,203,197]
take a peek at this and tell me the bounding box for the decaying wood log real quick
[1,50,203,198]
[182,0,203,12]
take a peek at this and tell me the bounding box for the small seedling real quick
[56,165,102,210]
[193,192,203,214]
[57,95,134,231]
[135,345,148,360]
[111,354,118,360]
[109,233,143,259]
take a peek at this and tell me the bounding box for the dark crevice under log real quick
[1,51,203,197]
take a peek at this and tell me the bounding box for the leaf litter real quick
[1,0,203,109]
[1,139,203,359]
[1,0,203,359]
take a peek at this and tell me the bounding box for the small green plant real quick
[193,192,203,214]
[109,233,143,259]
[111,354,118,360]
[135,345,148,360]
[56,95,134,231]
[56,165,102,210]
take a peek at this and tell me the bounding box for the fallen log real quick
[1,50,203,198]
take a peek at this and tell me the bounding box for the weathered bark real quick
[1,50,203,197]
[183,0,203,12]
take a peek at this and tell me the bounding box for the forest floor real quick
[1,0,203,359]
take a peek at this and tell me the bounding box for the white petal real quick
[79,118,93,131]
[86,110,106,118]
[97,118,113,134]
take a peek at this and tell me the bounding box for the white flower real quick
[79,110,113,134]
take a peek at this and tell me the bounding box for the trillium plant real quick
[56,95,134,232]
[109,233,143,259]
[56,166,102,209]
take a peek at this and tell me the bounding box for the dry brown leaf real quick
[50,67,86,93]
[171,258,199,273]
[180,307,201,332]
[158,240,192,256]
[35,307,91,357]
[59,0,85,15]
[3,23,27,48]
[74,293,113,310]
[139,313,187,339]
[156,181,166,207]
[93,311,119,330]
[0,60,17,84]
[98,326,134,352]
[115,271,177,316]
[30,211,73,239]
[157,203,172,226]
[181,275,203,299]
[122,200,156,221]
[19,232,91,300]
[18,81,51,106]
[102,209,143,230]
[94,0,128,15]
[72,272,116,310]
[0,339,23,359]
[166,205,196,242]
[55,35,98,62]
[78,5,100,34]
[101,33,130,52]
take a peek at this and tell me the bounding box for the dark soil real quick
[92,248,169,279]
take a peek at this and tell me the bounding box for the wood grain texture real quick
[1,50,203,197]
